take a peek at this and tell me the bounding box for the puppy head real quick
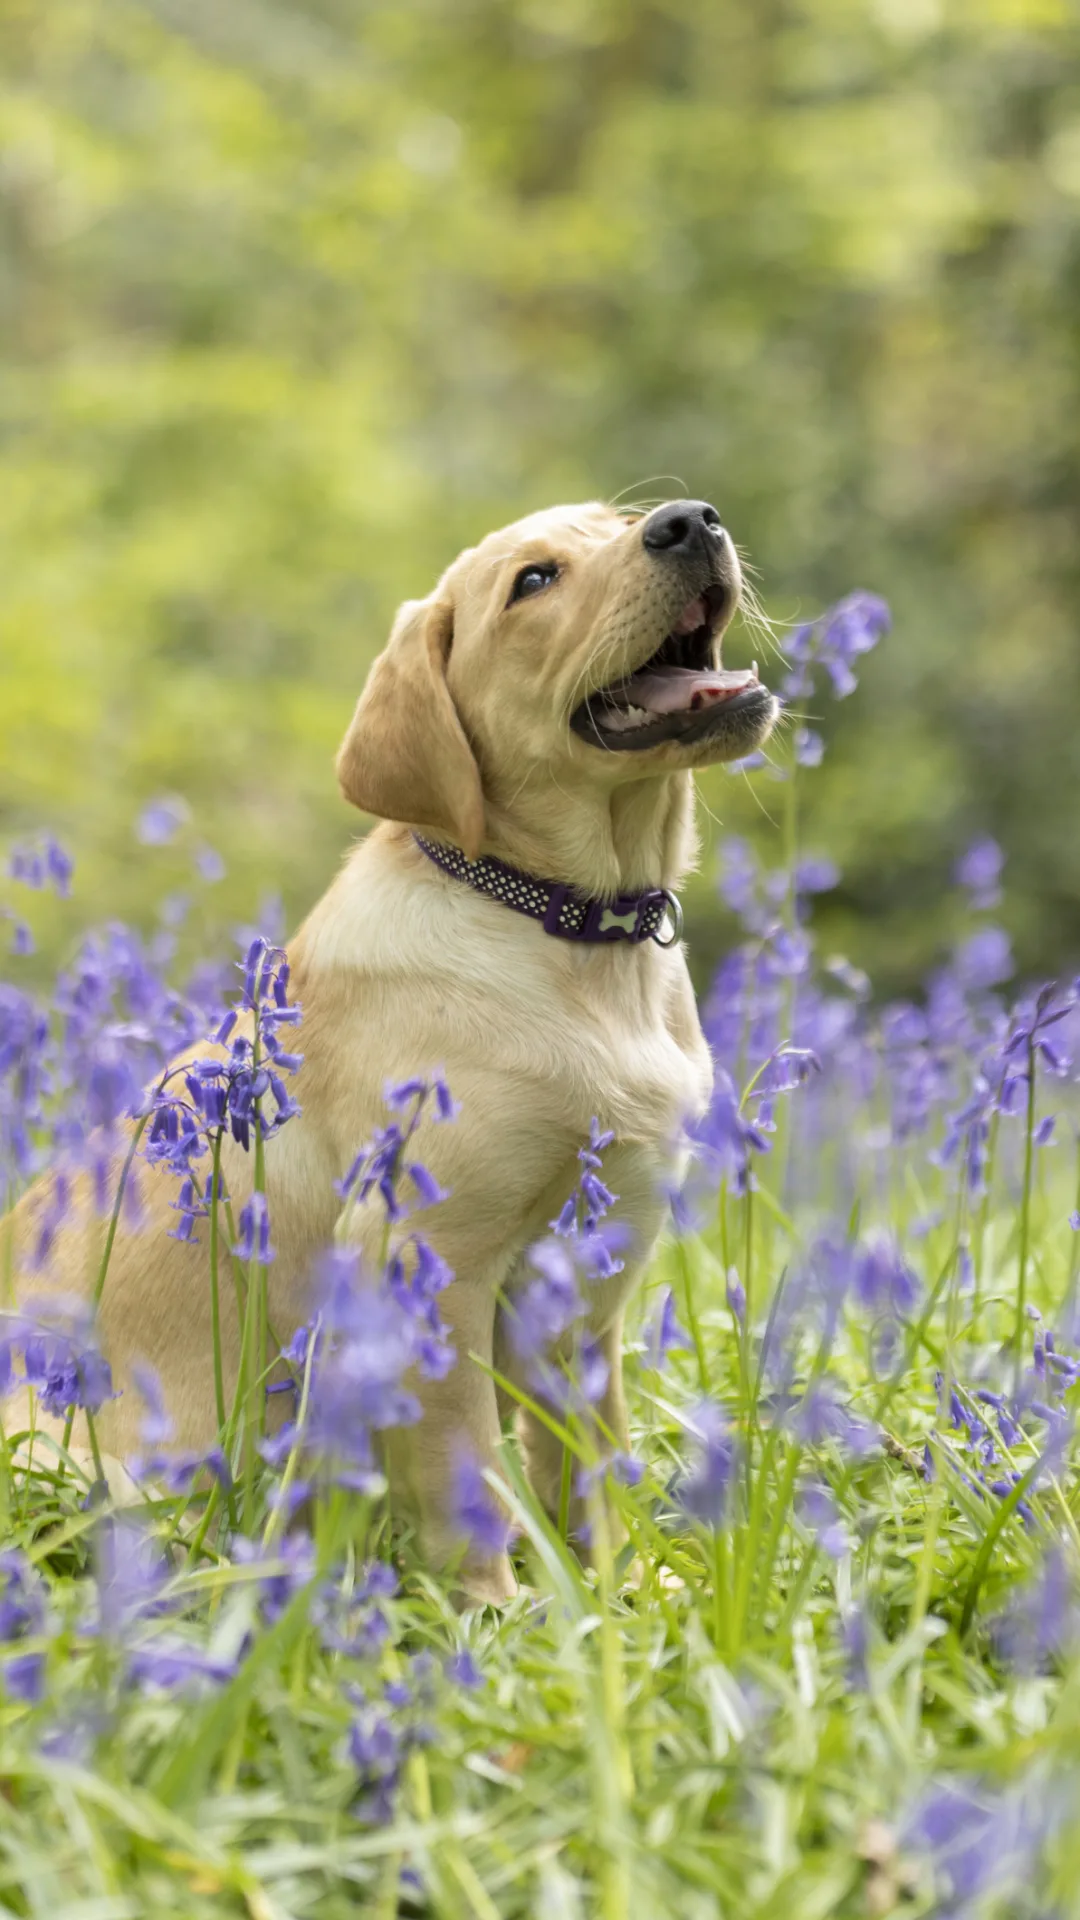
[337,500,777,852]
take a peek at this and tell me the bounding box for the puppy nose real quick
[641,499,725,556]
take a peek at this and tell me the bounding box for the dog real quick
[7,498,776,1601]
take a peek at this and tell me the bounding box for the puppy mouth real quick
[570,583,771,753]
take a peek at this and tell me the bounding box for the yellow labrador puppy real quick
[8,499,776,1600]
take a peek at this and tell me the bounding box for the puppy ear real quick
[336,596,485,858]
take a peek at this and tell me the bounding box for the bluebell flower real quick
[990,1550,1075,1675]
[841,1603,870,1689]
[644,1287,691,1369]
[793,726,824,767]
[347,1698,405,1825]
[577,1450,644,1503]
[8,835,73,896]
[0,1551,47,1703]
[717,837,768,934]
[129,1640,238,1693]
[687,1066,770,1200]
[446,1649,483,1689]
[726,1271,747,1323]
[93,1517,171,1638]
[233,1190,275,1265]
[955,927,1014,992]
[797,1480,850,1558]
[131,1362,173,1446]
[136,797,189,846]
[794,855,839,896]
[903,1776,1059,1915]
[16,1295,115,1417]
[194,845,226,883]
[451,1452,511,1558]
[317,1561,397,1657]
[955,836,1004,910]
[781,591,890,701]
[854,1232,921,1316]
[678,1401,738,1529]
[231,1534,317,1626]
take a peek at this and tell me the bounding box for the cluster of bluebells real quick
[0,1295,114,1423]
[702,811,1079,1242]
[3,834,72,958]
[261,1076,459,1504]
[336,1072,457,1218]
[505,1118,629,1417]
[0,831,239,1240]
[902,1770,1066,1917]
[346,1644,483,1825]
[726,589,890,775]
[144,936,303,1247]
[926,1303,1078,1526]
[780,591,892,703]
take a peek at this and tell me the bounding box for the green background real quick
[2,0,1078,993]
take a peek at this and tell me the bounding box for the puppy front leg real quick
[381,1276,517,1606]
[516,1308,631,1562]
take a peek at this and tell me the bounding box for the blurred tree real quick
[1,0,1078,992]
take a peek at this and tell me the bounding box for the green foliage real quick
[2,0,1079,989]
[2,1160,1080,1916]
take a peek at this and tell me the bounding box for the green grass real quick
[1,1158,1078,1919]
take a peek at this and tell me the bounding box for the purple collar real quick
[413,834,683,947]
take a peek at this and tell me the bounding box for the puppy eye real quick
[508,561,559,605]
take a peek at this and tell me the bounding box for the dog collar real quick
[412,834,683,947]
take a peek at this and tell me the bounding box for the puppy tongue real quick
[626,665,759,715]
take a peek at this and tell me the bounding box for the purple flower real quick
[841,1603,870,1689]
[94,1517,170,1638]
[0,1552,47,1703]
[795,856,839,896]
[8,835,73,897]
[991,1550,1076,1674]
[577,1450,645,1502]
[337,1076,458,1218]
[129,1640,237,1693]
[955,836,1003,910]
[136,797,189,846]
[954,927,1014,992]
[231,1534,317,1625]
[643,1287,691,1369]
[687,1066,769,1200]
[797,1480,850,1558]
[446,1649,483,1689]
[194,845,226,883]
[903,1777,1058,1913]
[577,1336,609,1405]
[233,1191,275,1265]
[271,1244,455,1497]
[317,1561,398,1657]
[790,1374,878,1456]
[717,837,766,933]
[793,726,824,767]
[782,592,890,700]
[16,1295,115,1417]
[451,1452,511,1558]
[854,1233,921,1317]
[131,1362,174,1447]
[679,1401,738,1529]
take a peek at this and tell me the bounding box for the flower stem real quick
[1014,1036,1037,1394]
[208,1130,227,1437]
